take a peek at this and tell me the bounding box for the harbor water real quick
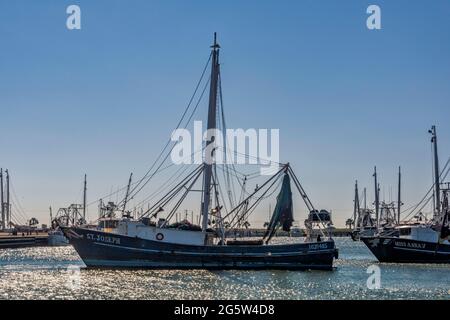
[0,238,449,300]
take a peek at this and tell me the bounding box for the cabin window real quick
[399,228,411,236]
[100,220,119,229]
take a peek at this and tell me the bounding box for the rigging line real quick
[9,179,29,220]
[88,124,206,210]
[406,165,450,221]
[132,165,192,211]
[213,165,231,218]
[134,167,192,213]
[9,178,27,217]
[87,55,211,211]
[163,168,204,225]
[406,195,434,222]
[86,183,135,207]
[215,145,284,167]
[125,53,212,199]
[402,156,450,220]
[139,164,205,218]
[287,167,326,237]
[214,165,260,182]
[240,176,283,220]
[221,166,286,222]
[237,177,247,211]
[214,165,264,184]
[215,165,279,201]
[217,73,236,210]
[217,70,257,204]
[231,177,284,229]
[9,203,23,225]
[9,195,28,225]
[10,197,28,223]
[10,203,26,225]
[287,166,315,211]
[228,172,283,229]
[125,77,212,203]
[132,143,207,210]
[10,200,27,223]
[149,166,203,221]
[211,169,227,236]
[214,166,268,201]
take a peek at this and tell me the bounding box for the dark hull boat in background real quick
[361,235,450,263]
[62,34,338,271]
[361,126,450,264]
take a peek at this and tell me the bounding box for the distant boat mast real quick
[374,166,379,227]
[430,126,440,218]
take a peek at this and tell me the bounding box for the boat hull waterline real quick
[361,236,450,263]
[62,227,339,270]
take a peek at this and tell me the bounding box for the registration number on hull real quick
[308,243,329,250]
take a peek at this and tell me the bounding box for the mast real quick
[374,167,379,227]
[0,168,4,230]
[397,166,401,224]
[201,33,220,232]
[83,174,87,220]
[353,180,359,229]
[430,126,440,217]
[122,173,133,217]
[6,170,10,228]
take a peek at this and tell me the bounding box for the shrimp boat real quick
[61,34,338,270]
[361,126,450,263]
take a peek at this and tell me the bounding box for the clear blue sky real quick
[0,0,449,227]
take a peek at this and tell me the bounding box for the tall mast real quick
[397,166,401,224]
[83,174,87,220]
[201,33,220,232]
[374,167,379,227]
[430,126,440,217]
[353,180,359,229]
[122,173,133,217]
[0,168,4,230]
[6,170,10,228]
